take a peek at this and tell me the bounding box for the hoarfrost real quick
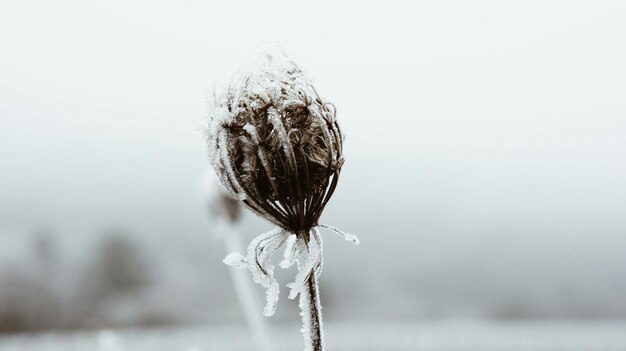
[223,252,247,268]
[279,234,297,269]
[297,243,324,351]
[267,106,297,169]
[287,233,321,300]
[319,224,360,245]
[224,228,289,316]
[226,225,355,318]
[217,131,247,201]
[312,227,324,276]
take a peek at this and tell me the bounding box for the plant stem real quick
[225,229,274,351]
[299,266,324,351]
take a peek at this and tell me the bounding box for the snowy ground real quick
[1,321,626,351]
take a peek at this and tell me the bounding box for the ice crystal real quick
[223,223,358,319]
[279,234,298,269]
[319,224,360,245]
[224,228,289,316]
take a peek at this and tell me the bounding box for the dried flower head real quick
[204,52,357,351]
[205,54,343,232]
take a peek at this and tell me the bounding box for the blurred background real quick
[1,0,626,349]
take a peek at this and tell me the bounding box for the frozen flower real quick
[205,53,343,231]
[204,52,357,351]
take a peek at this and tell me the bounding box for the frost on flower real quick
[319,224,360,245]
[205,51,356,350]
[224,228,289,316]
[223,224,357,318]
[279,234,297,269]
[223,252,247,268]
[204,52,344,230]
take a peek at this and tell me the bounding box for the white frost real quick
[223,252,247,269]
[217,130,247,201]
[287,234,321,300]
[279,234,297,269]
[319,224,360,245]
[297,234,324,351]
[312,227,324,276]
[224,228,289,317]
[267,106,297,170]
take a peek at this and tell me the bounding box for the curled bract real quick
[223,225,358,316]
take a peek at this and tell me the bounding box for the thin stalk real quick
[225,229,275,351]
[301,274,323,351]
[299,232,324,351]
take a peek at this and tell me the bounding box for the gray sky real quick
[1,0,626,318]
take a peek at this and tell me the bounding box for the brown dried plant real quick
[204,52,357,351]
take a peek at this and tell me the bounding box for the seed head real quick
[205,54,344,232]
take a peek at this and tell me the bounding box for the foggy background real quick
[1,0,626,335]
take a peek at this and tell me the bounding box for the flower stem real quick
[299,263,324,350]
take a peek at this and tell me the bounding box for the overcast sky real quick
[1,0,626,317]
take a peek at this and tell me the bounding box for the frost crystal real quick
[224,228,289,316]
[224,224,355,321]
[287,234,321,300]
[223,252,247,268]
[319,224,360,245]
[279,234,297,269]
